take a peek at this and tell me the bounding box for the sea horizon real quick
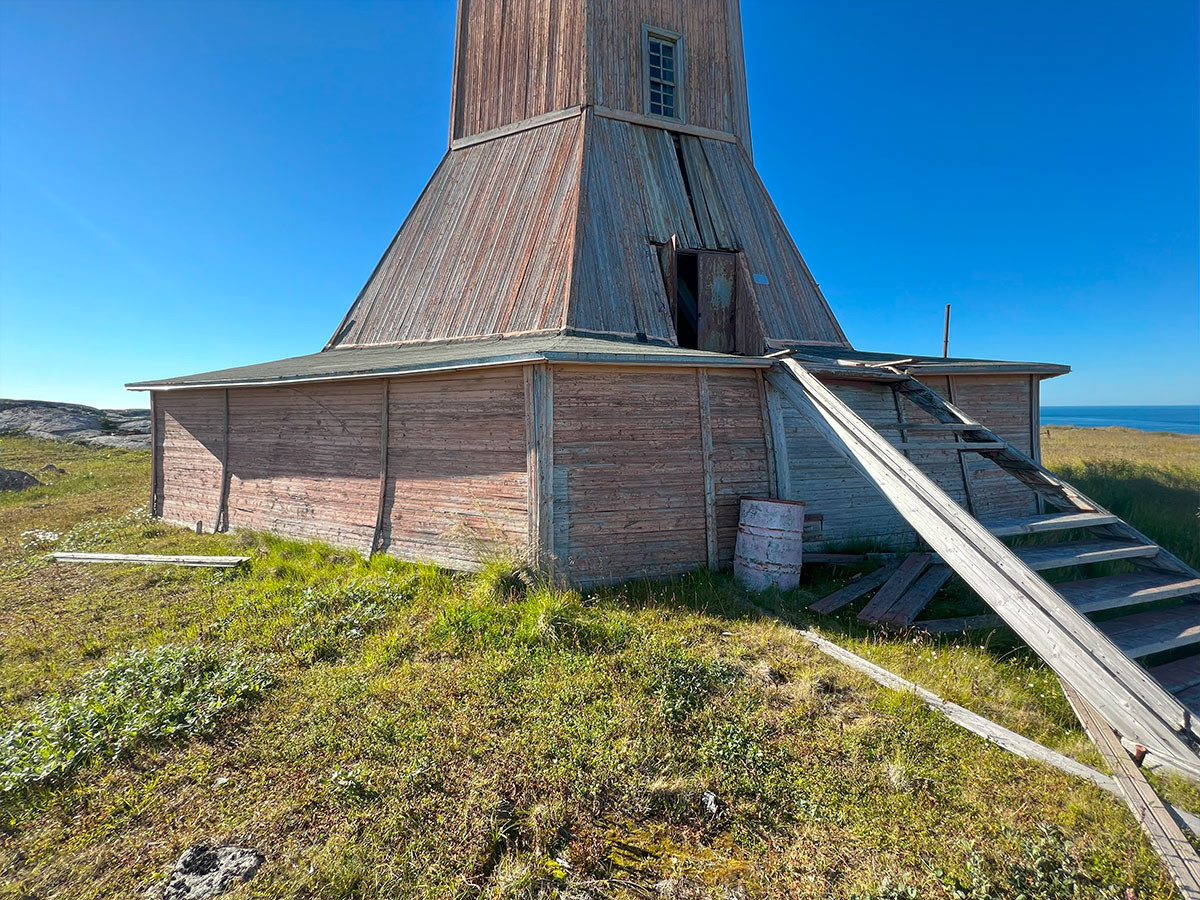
[1040,404,1200,435]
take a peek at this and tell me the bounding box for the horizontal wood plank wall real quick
[225,382,381,552]
[451,0,585,141]
[782,375,1040,551]
[384,368,528,569]
[780,380,918,551]
[157,389,225,531]
[932,374,1039,522]
[553,364,707,583]
[706,369,772,565]
[586,0,751,147]
[330,116,584,348]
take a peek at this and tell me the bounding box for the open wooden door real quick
[696,251,737,353]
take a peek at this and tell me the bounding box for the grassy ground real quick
[0,432,1196,899]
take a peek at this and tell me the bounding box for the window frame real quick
[641,24,686,123]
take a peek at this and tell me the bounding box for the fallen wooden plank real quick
[50,552,249,568]
[1063,683,1200,899]
[809,561,901,615]
[803,551,901,565]
[878,564,953,628]
[793,625,1200,834]
[740,591,1200,836]
[858,553,930,624]
[919,612,1005,634]
[767,359,1200,777]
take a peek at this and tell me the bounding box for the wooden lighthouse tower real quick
[133,0,1200,789]
[133,0,1067,585]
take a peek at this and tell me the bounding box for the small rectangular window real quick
[643,27,683,121]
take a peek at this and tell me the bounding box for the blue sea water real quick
[1040,406,1200,434]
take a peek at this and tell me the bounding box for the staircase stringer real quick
[893,377,1200,583]
[767,358,1200,778]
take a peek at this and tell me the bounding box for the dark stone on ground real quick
[147,846,264,900]
[0,468,41,492]
[0,399,150,450]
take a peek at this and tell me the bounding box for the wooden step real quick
[985,511,1122,538]
[1057,573,1200,614]
[1013,538,1160,572]
[1176,685,1200,716]
[1097,601,1200,658]
[1147,655,1200,695]
[894,441,1006,451]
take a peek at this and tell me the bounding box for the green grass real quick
[0,433,1194,899]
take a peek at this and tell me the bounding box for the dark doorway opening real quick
[675,251,700,349]
[672,249,737,353]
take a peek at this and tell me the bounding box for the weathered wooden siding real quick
[382,369,529,569]
[706,369,772,565]
[552,365,709,582]
[450,0,752,148]
[696,136,848,345]
[932,374,1039,521]
[156,389,225,531]
[779,380,919,550]
[451,0,586,141]
[778,374,1038,551]
[329,116,584,348]
[568,115,681,339]
[224,383,380,551]
[587,0,752,147]
[568,116,848,347]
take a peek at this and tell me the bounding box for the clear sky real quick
[1,0,1196,409]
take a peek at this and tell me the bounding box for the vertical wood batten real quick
[756,370,777,497]
[946,376,978,516]
[215,389,231,533]
[526,364,555,565]
[764,382,790,500]
[371,379,391,554]
[149,392,160,517]
[697,368,718,568]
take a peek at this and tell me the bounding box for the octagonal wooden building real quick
[130,0,1067,586]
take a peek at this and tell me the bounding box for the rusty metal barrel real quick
[733,497,805,591]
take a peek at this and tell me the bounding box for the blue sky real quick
[1,0,1196,409]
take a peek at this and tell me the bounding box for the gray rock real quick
[148,846,263,900]
[0,399,150,450]
[0,468,41,492]
[700,790,723,817]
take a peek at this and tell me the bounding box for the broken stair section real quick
[766,356,1200,779]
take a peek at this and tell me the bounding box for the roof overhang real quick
[777,343,1071,379]
[126,333,769,392]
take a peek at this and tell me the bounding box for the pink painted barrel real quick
[733,497,805,591]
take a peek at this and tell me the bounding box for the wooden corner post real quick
[214,389,232,533]
[697,368,718,569]
[525,364,554,567]
[370,379,391,555]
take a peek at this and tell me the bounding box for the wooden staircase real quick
[766,357,1200,779]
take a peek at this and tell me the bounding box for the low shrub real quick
[0,643,272,794]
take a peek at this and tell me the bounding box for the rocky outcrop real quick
[0,399,150,450]
[0,468,42,492]
[146,846,264,900]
